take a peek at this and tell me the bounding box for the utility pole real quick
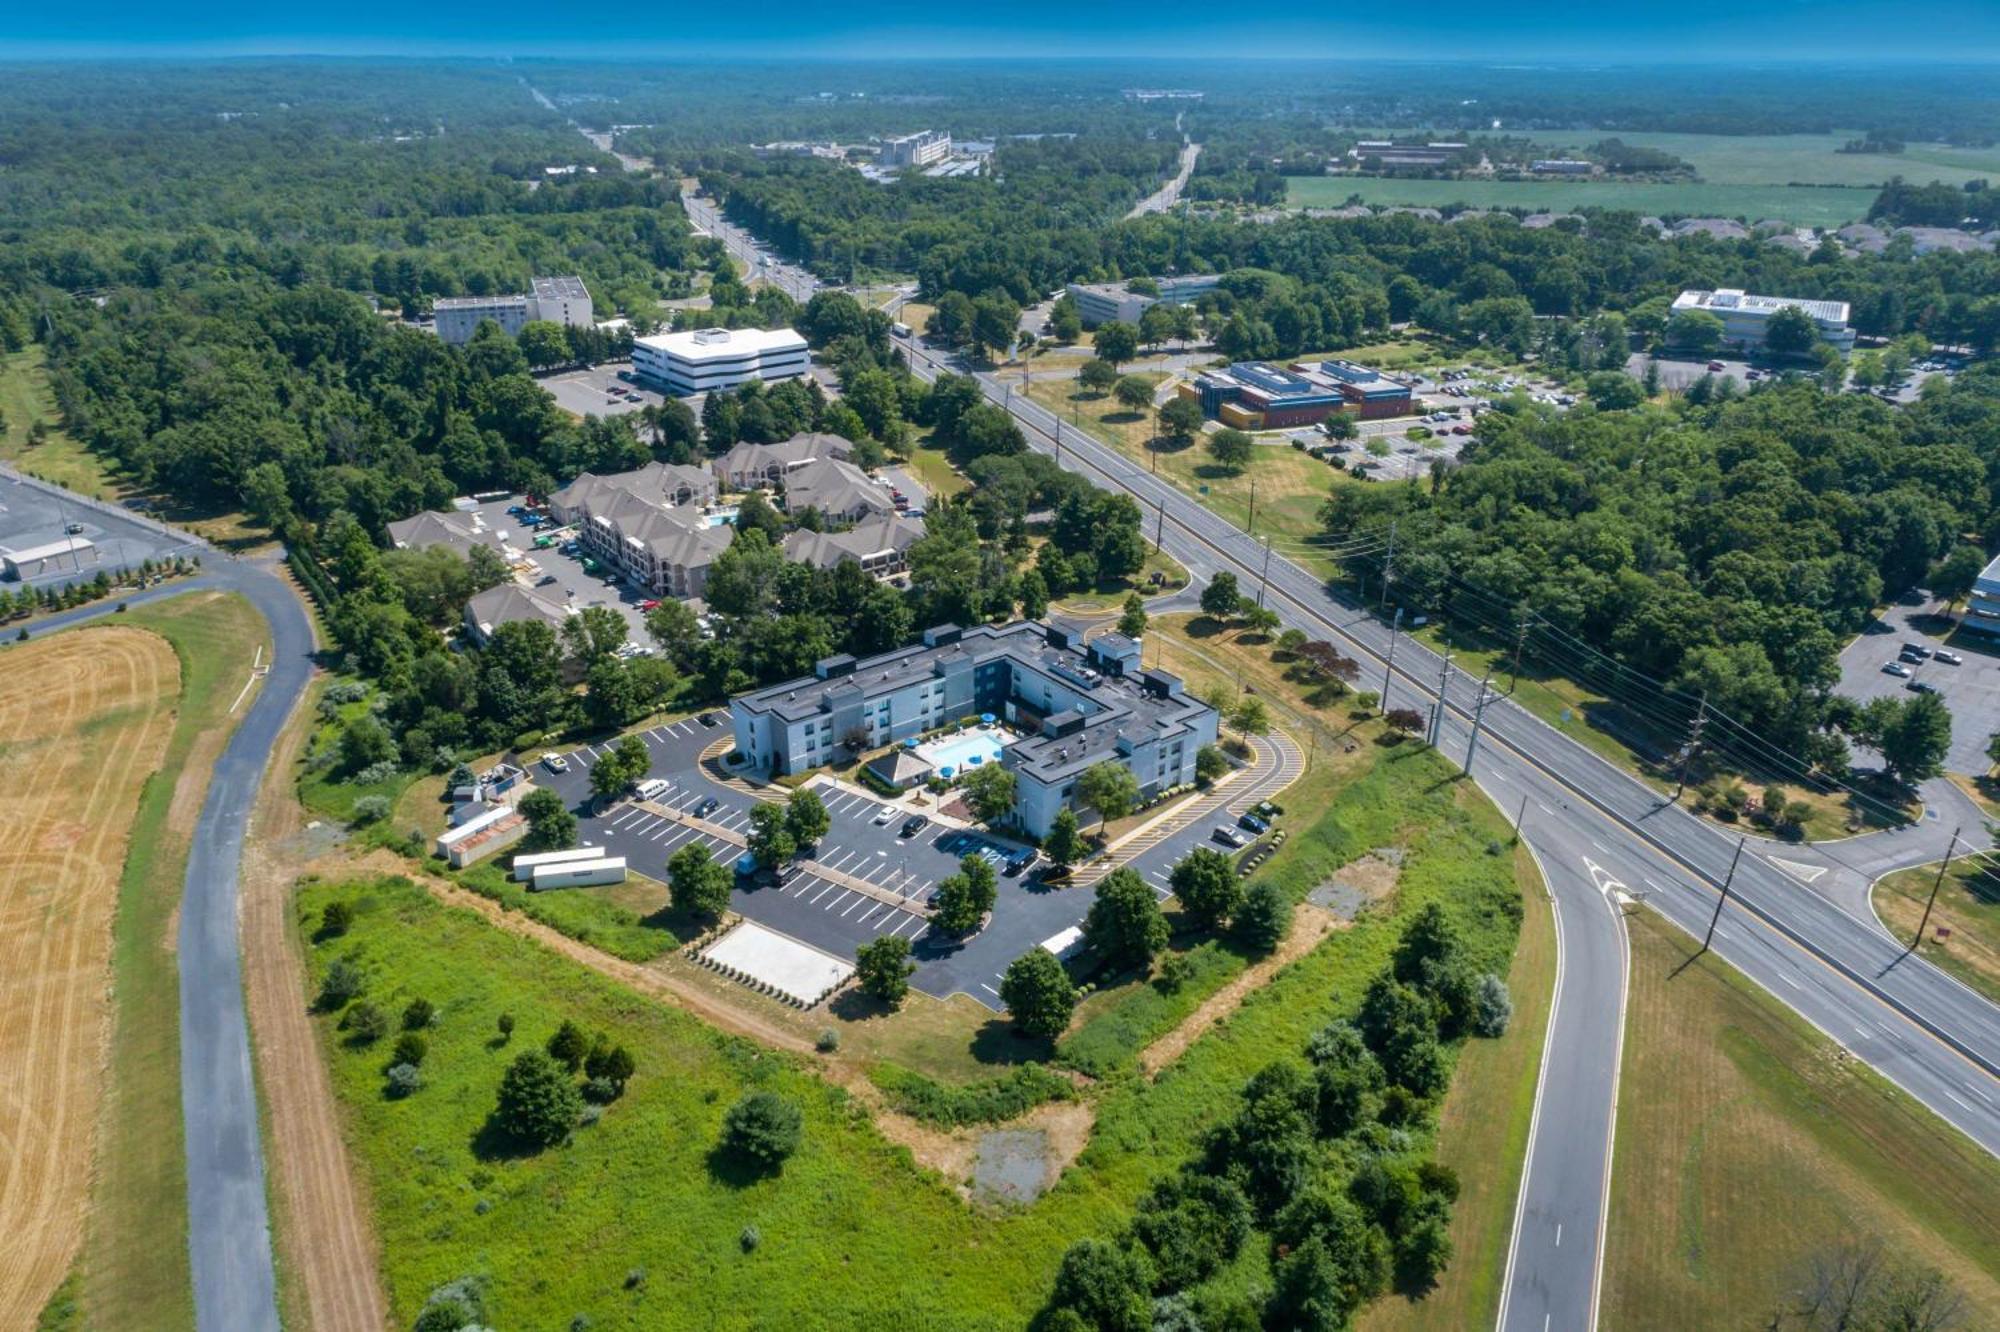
[1382,607,1403,713]
[1509,612,1532,694]
[1378,519,1397,609]
[1672,694,1709,801]
[1463,667,1495,775]
[1247,474,1258,536]
[1907,827,1962,955]
[1701,837,1747,954]
[1428,643,1453,747]
[1256,536,1273,607]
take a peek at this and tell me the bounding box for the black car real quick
[900,814,930,838]
[699,711,722,728]
[1907,680,1939,695]
[1899,648,1926,664]
[693,796,721,819]
[1237,812,1270,834]
[1003,849,1038,877]
[1902,642,1933,658]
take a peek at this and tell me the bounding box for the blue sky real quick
[4,1,1998,61]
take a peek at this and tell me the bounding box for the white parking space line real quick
[980,984,1000,997]
[827,891,855,913]
[840,896,868,918]
[807,883,837,906]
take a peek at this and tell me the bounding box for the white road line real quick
[840,896,868,918]
[1537,801,1554,815]
[856,904,884,925]
[1780,972,1800,989]
[1945,1090,1971,1111]
[979,984,1000,997]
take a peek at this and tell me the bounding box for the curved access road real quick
[4,468,311,1332]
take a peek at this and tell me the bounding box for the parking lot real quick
[538,361,702,420]
[0,471,194,589]
[1832,591,2000,780]
[465,495,656,642]
[521,711,1272,1008]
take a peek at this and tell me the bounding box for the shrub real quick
[721,1091,803,1168]
[385,1063,424,1099]
[1156,952,1197,994]
[494,1050,583,1149]
[1234,881,1293,954]
[815,1028,841,1053]
[584,1042,636,1088]
[392,1032,429,1066]
[583,1075,623,1103]
[496,1012,515,1041]
[411,1276,486,1332]
[547,1019,590,1071]
[349,794,392,825]
[318,901,354,938]
[740,1224,762,1252]
[353,760,400,786]
[1472,973,1513,1037]
[402,997,435,1029]
[317,958,364,1010]
[344,1002,390,1044]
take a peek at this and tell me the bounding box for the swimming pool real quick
[916,728,1008,777]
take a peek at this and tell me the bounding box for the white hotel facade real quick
[631,326,811,395]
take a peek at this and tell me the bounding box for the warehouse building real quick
[1670,288,1854,354]
[432,275,593,345]
[729,620,1218,837]
[1181,359,1413,429]
[1065,273,1221,328]
[1,537,95,581]
[631,326,810,395]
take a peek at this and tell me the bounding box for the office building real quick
[1309,359,1417,420]
[729,621,1218,837]
[1349,140,1468,168]
[1669,288,1855,354]
[1963,554,2000,637]
[1181,358,1413,429]
[879,130,951,168]
[631,326,810,395]
[1065,274,1221,328]
[432,275,594,345]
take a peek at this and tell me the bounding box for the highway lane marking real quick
[1555,1224,1562,1247]
[1780,972,1800,989]
[1768,856,1829,884]
[1946,1090,1971,1111]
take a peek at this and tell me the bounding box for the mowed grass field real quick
[1285,176,1879,228]
[1602,910,2000,1326]
[1874,858,2000,1006]
[1569,130,2000,189]
[0,624,181,1328]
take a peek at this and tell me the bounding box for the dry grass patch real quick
[0,626,180,1329]
[1139,901,1339,1077]
[1603,909,2000,1327]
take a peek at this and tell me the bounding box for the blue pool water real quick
[920,729,1006,775]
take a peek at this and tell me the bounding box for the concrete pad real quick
[700,920,853,1007]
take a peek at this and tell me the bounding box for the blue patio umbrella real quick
[939,765,954,779]
[980,712,996,723]
[967,754,983,765]
[904,737,920,748]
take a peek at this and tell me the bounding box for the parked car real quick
[1899,648,1927,665]
[900,814,930,838]
[698,711,722,728]
[639,599,661,611]
[1003,849,1038,877]
[872,805,896,826]
[1237,812,1269,834]
[693,796,720,819]
[1936,649,1964,665]
[1707,360,1725,372]
[1907,680,1939,695]
[1882,661,1913,677]
[1902,642,1933,658]
[775,862,804,886]
[636,779,668,801]
[1211,825,1250,849]
[1253,800,1284,819]
[541,752,569,774]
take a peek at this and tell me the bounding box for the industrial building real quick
[1181,358,1413,430]
[1064,274,1221,328]
[729,620,1218,837]
[1670,289,1855,355]
[1,537,95,581]
[1348,140,1468,168]
[432,276,593,345]
[1531,159,1595,175]
[879,130,951,168]
[630,326,810,395]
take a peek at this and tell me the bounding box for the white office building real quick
[1065,274,1221,328]
[432,276,594,345]
[1669,288,1855,355]
[879,131,951,168]
[631,327,810,395]
[1963,553,2000,638]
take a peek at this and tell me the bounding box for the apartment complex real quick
[1669,288,1855,355]
[1064,273,1221,328]
[547,463,736,600]
[631,326,810,395]
[385,507,518,561]
[729,620,1218,837]
[1183,358,1413,429]
[712,433,854,490]
[432,275,593,345]
[879,130,951,168]
[782,514,923,577]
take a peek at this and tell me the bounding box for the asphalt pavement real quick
[1,467,308,1332]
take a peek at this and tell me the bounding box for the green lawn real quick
[1604,909,2000,1327]
[303,721,1533,1329]
[1,349,128,500]
[1562,130,2000,189]
[1874,858,2000,1007]
[297,687,426,825]
[77,591,271,1331]
[1285,176,1880,228]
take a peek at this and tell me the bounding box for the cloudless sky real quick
[4,1,1999,62]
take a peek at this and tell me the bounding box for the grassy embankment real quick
[1603,909,2000,1325]
[1873,857,2000,1006]
[66,592,270,1330]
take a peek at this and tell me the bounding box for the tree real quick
[337,715,395,775]
[590,733,650,804]
[1200,572,1241,619]
[668,842,733,919]
[784,787,830,850]
[1234,880,1293,954]
[854,935,914,1005]
[961,762,1017,823]
[720,1090,802,1168]
[516,320,572,370]
[392,1032,429,1067]
[547,1018,590,1070]
[1764,305,1821,359]
[1158,396,1203,444]
[494,1050,582,1149]
[1093,321,1139,368]
[1043,807,1084,871]
[318,900,354,938]
[1929,545,1987,613]
[1208,428,1255,473]
[1048,296,1083,343]
[1075,760,1141,824]
[1195,744,1230,783]
[999,947,1076,1037]
[1586,371,1644,411]
[1879,692,1952,786]
[931,853,998,935]
[402,997,435,1030]
[345,1001,390,1044]
[1665,308,1725,357]
[1084,867,1170,971]
[1113,375,1153,414]
[1231,695,1271,737]
[1047,1239,1155,1332]
[1170,847,1244,929]
[1471,973,1513,1037]
[1117,592,1148,639]
[517,787,576,853]
[746,801,796,869]
[1077,359,1119,395]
